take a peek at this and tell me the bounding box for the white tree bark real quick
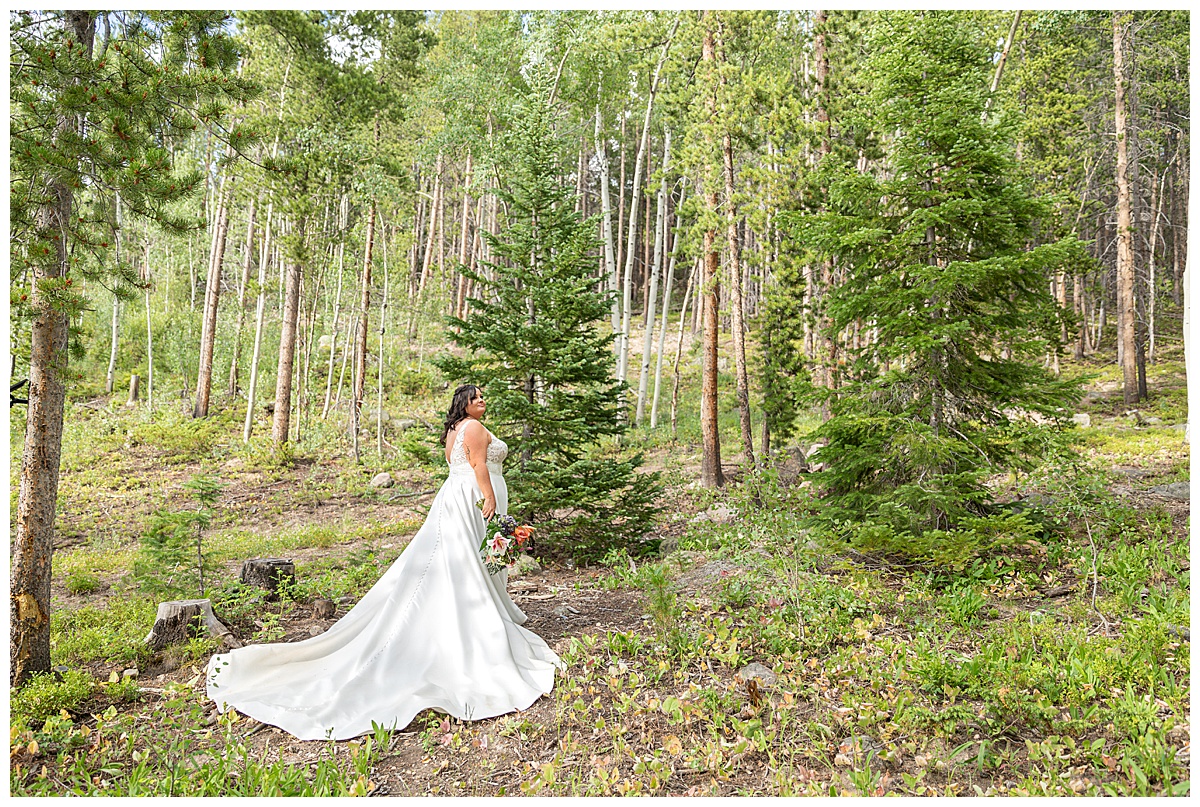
[378,220,390,457]
[636,129,671,425]
[322,195,348,419]
[243,203,273,442]
[651,178,686,428]
[105,195,123,394]
[143,243,154,410]
[618,17,680,389]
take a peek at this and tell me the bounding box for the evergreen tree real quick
[9,11,256,684]
[437,76,661,561]
[787,11,1083,562]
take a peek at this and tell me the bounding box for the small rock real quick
[370,472,394,489]
[52,665,69,680]
[735,662,777,688]
[223,457,245,470]
[691,502,736,525]
[312,598,336,619]
[122,667,138,680]
[1070,413,1091,428]
[552,606,574,619]
[510,554,542,577]
[1149,482,1189,501]
[658,537,680,556]
[396,419,417,431]
[308,625,324,637]
[1144,416,1163,425]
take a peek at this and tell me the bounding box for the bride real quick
[206,384,561,741]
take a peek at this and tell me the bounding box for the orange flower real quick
[513,526,532,545]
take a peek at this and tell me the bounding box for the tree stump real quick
[144,599,241,651]
[127,374,140,405]
[312,598,336,619]
[240,558,296,599]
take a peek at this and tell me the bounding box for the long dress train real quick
[205,429,560,741]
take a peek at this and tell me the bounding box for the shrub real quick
[11,670,95,723]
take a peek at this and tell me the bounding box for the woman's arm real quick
[462,420,497,519]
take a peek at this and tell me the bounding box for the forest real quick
[9,9,1191,796]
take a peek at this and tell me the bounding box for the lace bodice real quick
[448,422,507,472]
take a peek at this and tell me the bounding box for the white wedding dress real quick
[206,426,561,741]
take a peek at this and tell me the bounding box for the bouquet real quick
[476,501,534,574]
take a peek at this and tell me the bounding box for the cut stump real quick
[144,599,241,651]
[240,558,296,599]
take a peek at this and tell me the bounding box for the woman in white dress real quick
[206,384,561,741]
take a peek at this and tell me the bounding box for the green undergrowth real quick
[10,350,1188,796]
[11,692,390,796]
[541,457,1188,795]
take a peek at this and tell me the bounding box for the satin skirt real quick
[205,465,560,741]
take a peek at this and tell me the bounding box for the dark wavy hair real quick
[440,384,480,445]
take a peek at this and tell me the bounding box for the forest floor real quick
[9,351,1191,796]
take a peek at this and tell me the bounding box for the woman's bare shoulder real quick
[459,418,491,442]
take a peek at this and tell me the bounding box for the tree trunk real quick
[106,195,124,394]
[454,151,473,321]
[355,122,380,408]
[12,10,94,686]
[618,18,679,392]
[410,152,443,340]
[243,203,273,442]
[273,218,303,444]
[1172,148,1188,306]
[354,198,376,412]
[637,130,670,425]
[194,177,232,418]
[1113,11,1139,406]
[322,196,348,419]
[652,179,686,429]
[143,244,154,409]
[596,96,620,337]
[228,195,257,397]
[378,221,390,457]
[716,22,755,470]
[671,258,699,440]
[982,11,1023,121]
[641,176,653,326]
[616,112,627,301]
[699,15,725,489]
[189,234,198,312]
[1074,271,1090,359]
[1147,166,1167,363]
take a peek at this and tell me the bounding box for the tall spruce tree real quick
[788,11,1082,561]
[438,76,661,561]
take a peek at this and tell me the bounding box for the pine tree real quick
[9,11,257,684]
[788,11,1082,562]
[438,76,661,561]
